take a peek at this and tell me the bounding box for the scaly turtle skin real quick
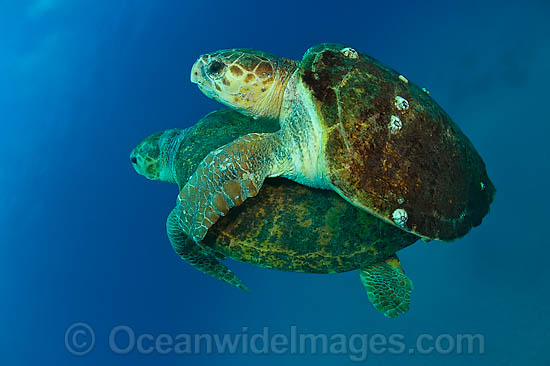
[131,109,418,318]
[184,43,495,244]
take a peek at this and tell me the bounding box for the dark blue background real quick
[2,0,548,364]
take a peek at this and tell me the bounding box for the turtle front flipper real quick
[167,207,249,292]
[359,255,413,318]
[177,132,286,242]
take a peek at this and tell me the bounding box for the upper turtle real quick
[183,43,495,243]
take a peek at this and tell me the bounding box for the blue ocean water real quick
[2,0,549,364]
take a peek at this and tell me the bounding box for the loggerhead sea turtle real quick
[183,43,495,245]
[131,109,419,318]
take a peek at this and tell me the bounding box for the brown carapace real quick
[299,44,496,241]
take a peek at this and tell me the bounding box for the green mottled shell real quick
[298,43,495,241]
[177,109,417,273]
[170,109,280,186]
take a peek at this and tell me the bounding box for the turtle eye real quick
[131,157,137,164]
[207,60,225,77]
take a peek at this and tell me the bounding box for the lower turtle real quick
[131,109,420,318]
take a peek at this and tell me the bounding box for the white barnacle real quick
[389,115,403,134]
[394,96,409,111]
[340,47,359,59]
[397,196,405,205]
[421,87,430,95]
[398,75,409,84]
[392,208,408,227]
[480,182,485,190]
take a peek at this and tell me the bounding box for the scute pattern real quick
[205,178,418,273]
[301,44,495,240]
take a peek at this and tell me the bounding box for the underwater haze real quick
[1,0,549,364]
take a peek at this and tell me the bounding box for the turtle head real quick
[191,49,298,119]
[130,129,184,183]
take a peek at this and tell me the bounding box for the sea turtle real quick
[183,43,495,245]
[131,109,419,318]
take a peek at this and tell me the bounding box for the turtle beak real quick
[191,55,209,85]
[190,58,202,84]
[130,148,143,177]
[191,56,221,102]
[130,151,137,165]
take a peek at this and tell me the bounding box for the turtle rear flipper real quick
[360,255,413,318]
[167,208,249,292]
